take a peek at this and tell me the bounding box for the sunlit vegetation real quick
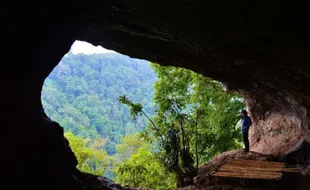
[42,51,245,189]
[119,64,244,187]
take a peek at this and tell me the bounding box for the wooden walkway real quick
[209,159,299,180]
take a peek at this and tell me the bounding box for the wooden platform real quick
[209,159,299,180]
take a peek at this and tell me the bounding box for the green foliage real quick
[113,133,145,164]
[120,63,245,187]
[118,95,164,143]
[115,135,176,190]
[43,50,245,188]
[65,132,109,176]
[42,52,157,154]
[151,63,245,162]
[119,94,196,186]
[118,95,143,120]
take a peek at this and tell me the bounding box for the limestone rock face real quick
[2,0,310,189]
[242,91,310,162]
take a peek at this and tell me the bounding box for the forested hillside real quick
[42,52,157,154]
[42,45,245,189]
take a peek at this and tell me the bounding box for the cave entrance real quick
[41,40,246,189]
[41,40,157,179]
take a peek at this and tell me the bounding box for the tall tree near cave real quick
[120,63,245,187]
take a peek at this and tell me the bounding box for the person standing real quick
[241,110,252,152]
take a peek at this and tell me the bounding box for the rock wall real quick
[241,90,310,162]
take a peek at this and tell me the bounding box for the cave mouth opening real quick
[39,40,310,190]
[41,40,158,180]
[40,40,248,188]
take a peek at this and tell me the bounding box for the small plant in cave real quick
[119,63,245,187]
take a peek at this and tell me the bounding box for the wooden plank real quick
[216,169,282,175]
[226,159,285,166]
[215,170,281,176]
[218,166,288,173]
[208,159,297,181]
[227,159,284,165]
[281,168,299,173]
[225,159,285,168]
[218,166,298,173]
[222,164,284,170]
[213,171,282,180]
[226,159,285,167]
[212,171,282,180]
[213,173,282,180]
[213,171,282,179]
[206,158,227,176]
[222,159,298,173]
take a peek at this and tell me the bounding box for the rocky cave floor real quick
[179,150,310,190]
[80,149,310,190]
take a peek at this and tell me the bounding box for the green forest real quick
[42,50,245,189]
[42,52,156,155]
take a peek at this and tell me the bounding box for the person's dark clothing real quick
[241,115,252,151]
[243,131,250,151]
[241,115,252,133]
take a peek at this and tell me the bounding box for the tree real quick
[116,135,176,190]
[119,63,245,187]
[118,96,196,187]
[151,63,245,162]
[43,50,245,185]
[42,52,157,154]
[113,133,145,163]
[65,132,109,176]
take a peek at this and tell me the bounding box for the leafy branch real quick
[118,95,165,143]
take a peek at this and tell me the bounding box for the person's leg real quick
[242,131,249,152]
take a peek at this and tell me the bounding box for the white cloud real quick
[70,40,115,55]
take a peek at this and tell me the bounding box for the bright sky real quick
[70,40,116,55]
